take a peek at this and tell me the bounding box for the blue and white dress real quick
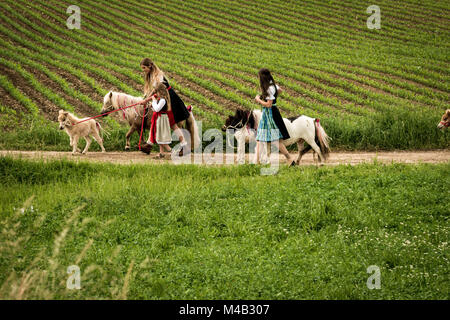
[256,84,282,142]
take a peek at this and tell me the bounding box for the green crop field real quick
[0,0,448,150]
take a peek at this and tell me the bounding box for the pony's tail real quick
[314,119,331,160]
[186,107,200,150]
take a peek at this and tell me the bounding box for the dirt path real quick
[1,150,449,166]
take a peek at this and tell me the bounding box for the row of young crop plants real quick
[8,0,371,120]
[1,0,336,120]
[28,0,450,91]
[147,0,450,65]
[0,8,228,124]
[0,3,227,125]
[0,18,436,132]
[113,0,449,83]
[231,0,433,47]
[9,0,282,120]
[0,3,446,150]
[53,0,449,80]
[169,0,445,54]
[30,0,446,114]
[161,0,450,75]
[67,0,450,92]
[1,0,448,129]
[7,0,450,117]
[292,0,450,42]
[0,75,40,117]
[340,0,450,20]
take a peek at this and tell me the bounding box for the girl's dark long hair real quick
[258,68,276,100]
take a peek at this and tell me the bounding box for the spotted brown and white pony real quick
[437,109,450,129]
[101,91,200,151]
[223,108,331,165]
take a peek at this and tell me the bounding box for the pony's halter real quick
[440,121,450,127]
[103,100,115,112]
[60,119,72,128]
[224,111,254,150]
[225,111,252,130]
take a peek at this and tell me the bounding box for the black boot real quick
[140,143,152,155]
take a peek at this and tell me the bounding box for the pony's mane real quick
[105,91,144,108]
[65,112,83,123]
[113,92,143,100]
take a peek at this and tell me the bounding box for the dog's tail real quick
[314,119,331,160]
[186,106,201,150]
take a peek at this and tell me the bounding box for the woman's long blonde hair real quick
[141,58,165,96]
[154,83,171,111]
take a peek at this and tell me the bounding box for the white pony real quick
[223,108,331,165]
[101,91,200,151]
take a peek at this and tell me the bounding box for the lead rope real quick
[225,110,254,150]
[72,94,151,126]
[138,105,147,151]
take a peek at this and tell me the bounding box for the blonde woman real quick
[140,58,189,149]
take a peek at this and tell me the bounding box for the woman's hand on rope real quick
[141,97,152,105]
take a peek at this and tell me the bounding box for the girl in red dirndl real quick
[147,83,177,158]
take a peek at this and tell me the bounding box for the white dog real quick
[58,110,106,155]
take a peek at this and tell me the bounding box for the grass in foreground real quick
[0,157,448,299]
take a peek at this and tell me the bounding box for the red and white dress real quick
[149,98,176,145]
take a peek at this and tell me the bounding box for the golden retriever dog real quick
[58,110,106,155]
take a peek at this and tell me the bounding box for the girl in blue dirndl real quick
[254,68,294,166]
